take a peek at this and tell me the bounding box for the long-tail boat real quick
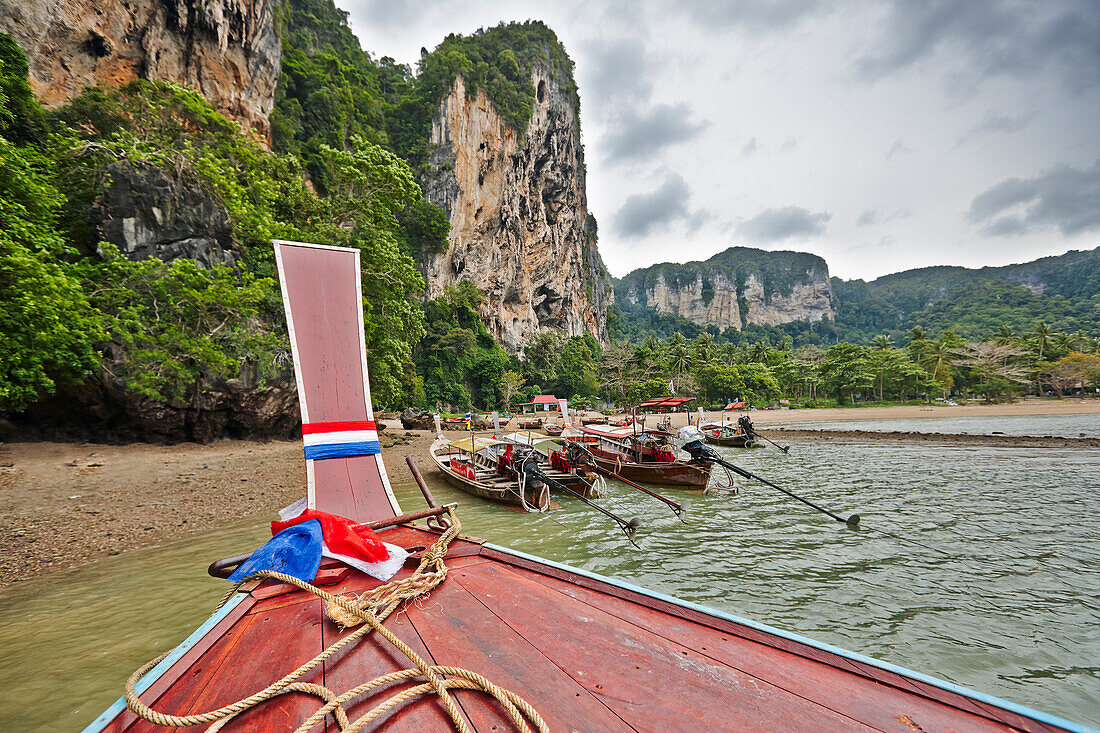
[429,432,598,509]
[84,240,1088,733]
[502,430,602,499]
[569,423,713,488]
[429,435,552,511]
[703,423,758,448]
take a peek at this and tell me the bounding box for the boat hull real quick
[87,523,1081,733]
[430,445,548,510]
[584,447,711,488]
[706,433,757,447]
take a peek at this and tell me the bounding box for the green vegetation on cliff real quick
[614,244,1100,348]
[616,246,829,305]
[1,15,588,419]
[272,0,577,174]
[0,31,435,413]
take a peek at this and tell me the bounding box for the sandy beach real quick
[1,398,1097,587]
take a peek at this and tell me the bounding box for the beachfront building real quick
[517,394,560,414]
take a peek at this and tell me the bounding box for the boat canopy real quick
[635,397,696,411]
[447,436,508,452]
[582,424,647,439]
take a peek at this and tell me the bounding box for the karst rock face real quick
[0,0,279,136]
[420,71,610,354]
[618,247,836,330]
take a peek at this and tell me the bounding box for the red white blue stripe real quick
[302,420,380,460]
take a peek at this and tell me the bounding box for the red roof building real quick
[518,394,560,413]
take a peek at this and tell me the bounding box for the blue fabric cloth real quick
[303,440,381,461]
[227,519,323,583]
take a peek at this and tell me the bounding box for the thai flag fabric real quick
[274,499,409,581]
[227,519,323,584]
[302,420,380,461]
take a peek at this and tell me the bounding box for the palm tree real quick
[994,326,1015,346]
[1052,332,1074,355]
[906,326,928,344]
[691,333,717,367]
[924,338,956,399]
[1026,321,1053,395]
[666,334,690,389]
[872,334,893,351]
[748,340,770,363]
[719,342,739,366]
[1027,321,1052,362]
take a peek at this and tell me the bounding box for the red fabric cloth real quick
[271,509,390,563]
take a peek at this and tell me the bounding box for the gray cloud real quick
[737,206,831,242]
[955,110,1031,147]
[580,36,654,104]
[856,208,913,227]
[677,0,827,31]
[884,138,911,160]
[740,137,760,157]
[613,173,705,237]
[857,0,1100,92]
[856,210,879,226]
[604,103,711,162]
[967,159,1100,237]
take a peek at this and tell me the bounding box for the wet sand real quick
[2,398,1097,587]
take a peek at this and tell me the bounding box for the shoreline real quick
[2,399,1097,587]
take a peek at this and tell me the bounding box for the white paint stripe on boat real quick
[301,430,378,447]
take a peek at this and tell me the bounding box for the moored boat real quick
[503,431,602,499]
[569,424,712,488]
[430,435,552,511]
[704,424,758,447]
[84,240,1089,733]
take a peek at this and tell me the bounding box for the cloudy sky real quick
[344,0,1100,281]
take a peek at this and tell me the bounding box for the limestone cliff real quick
[617,247,835,330]
[420,71,610,353]
[0,0,279,136]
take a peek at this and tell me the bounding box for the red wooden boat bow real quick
[83,241,1090,733]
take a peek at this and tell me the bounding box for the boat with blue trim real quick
[83,240,1091,733]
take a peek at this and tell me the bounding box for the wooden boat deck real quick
[96,523,1068,733]
[85,241,1081,733]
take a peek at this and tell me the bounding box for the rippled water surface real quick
[2,436,1098,730]
[770,410,1099,437]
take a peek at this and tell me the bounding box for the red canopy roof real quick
[635,397,696,409]
[531,394,558,404]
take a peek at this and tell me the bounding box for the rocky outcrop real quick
[88,161,237,266]
[617,246,835,330]
[420,71,610,353]
[12,366,300,443]
[0,0,279,136]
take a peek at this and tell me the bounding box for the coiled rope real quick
[123,506,548,732]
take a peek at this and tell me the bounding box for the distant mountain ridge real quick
[614,246,835,332]
[612,245,1100,343]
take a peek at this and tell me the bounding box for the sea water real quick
[1,433,1097,730]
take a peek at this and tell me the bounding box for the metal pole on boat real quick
[406,456,439,509]
[681,440,859,526]
[521,456,643,546]
[591,464,690,522]
[754,430,791,453]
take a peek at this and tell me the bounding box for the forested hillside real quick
[613,246,1100,348]
[832,247,1100,342]
[0,9,594,436]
